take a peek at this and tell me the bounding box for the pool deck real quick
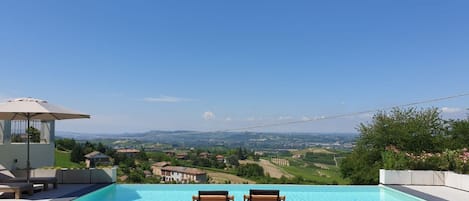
[386,185,469,201]
[0,184,110,201]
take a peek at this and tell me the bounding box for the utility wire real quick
[216,92,469,132]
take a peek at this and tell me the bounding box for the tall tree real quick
[445,118,469,149]
[340,107,446,184]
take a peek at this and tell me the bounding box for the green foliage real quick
[56,138,77,151]
[97,142,106,153]
[128,169,144,183]
[82,141,95,155]
[445,119,469,149]
[381,150,409,170]
[340,107,469,184]
[340,147,381,184]
[358,108,445,153]
[226,155,240,166]
[136,148,148,161]
[11,126,41,143]
[237,147,249,160]
[303,152,335,165]
[147,151,171,162]
[27,127,41,143]
[283,161,350,184]
[381,148,469,174]
[70,144,84,163]
[236,163,264,177]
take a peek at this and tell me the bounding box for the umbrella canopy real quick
[0,98,90,120]
[0,97,90,183]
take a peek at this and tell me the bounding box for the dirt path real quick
[207,171,256,184]
[240,159,294,179]
[313,163,330,169]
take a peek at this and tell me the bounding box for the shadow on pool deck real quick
[17,183,112,201]
[386,185,451,201]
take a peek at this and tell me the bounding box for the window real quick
[10,120,51,144]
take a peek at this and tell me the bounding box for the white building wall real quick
[0,120,55,170]
[0,143,55,170]
[171,171,182,182]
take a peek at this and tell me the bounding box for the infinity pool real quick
[75,184,424,201]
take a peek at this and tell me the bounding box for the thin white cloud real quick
[225,117,232,121]
[301,116,311,121]
[203,111,215,120]
[314,116,326,120]
[278,116,293,120]
[143,95,194,103]
[441,107,464,114]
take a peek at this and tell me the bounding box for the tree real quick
[357,107,445,153]
[97,142,106,153]
[148,151,170,162]
[83,141,95,155]
[237,147,248,160]
[27,126,41,143]
[226,155,240,166]
[340,107,446,184]
[136,148,148,161]
[56,138,76,151]
[237,163,264,177]
[128,169,144,183]
[445,118,469,149]
[70,144,84,163]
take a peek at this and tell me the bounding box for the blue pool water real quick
[75,184,424,201]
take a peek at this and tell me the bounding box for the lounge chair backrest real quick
[198,190,229,201]
[249,189,280,201]
[199,191,229,196]
[250,190,279,196]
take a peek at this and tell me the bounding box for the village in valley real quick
[55,132,353,184]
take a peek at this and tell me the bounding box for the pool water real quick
[75,184,424,201]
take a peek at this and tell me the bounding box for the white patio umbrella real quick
[0,98,90,183]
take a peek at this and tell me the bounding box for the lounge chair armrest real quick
[279,195,286,201]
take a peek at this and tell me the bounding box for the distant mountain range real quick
[56,130,358,149]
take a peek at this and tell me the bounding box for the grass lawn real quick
[54,150,83,168]
[281,157,350,184]
[282,164,350,184]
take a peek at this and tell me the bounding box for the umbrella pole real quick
[26,115,31,184]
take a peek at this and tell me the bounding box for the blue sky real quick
[0,0,468,133]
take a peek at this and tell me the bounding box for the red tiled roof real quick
[152,161,171,167]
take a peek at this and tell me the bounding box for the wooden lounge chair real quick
[243,189,286,201]
[0,182,33,199]
[192,190,234,201]
[0,165,57,191]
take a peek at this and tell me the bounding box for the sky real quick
[0,0,468,134]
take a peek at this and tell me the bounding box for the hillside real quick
[54,150,83,168]
[57,131,357,150]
